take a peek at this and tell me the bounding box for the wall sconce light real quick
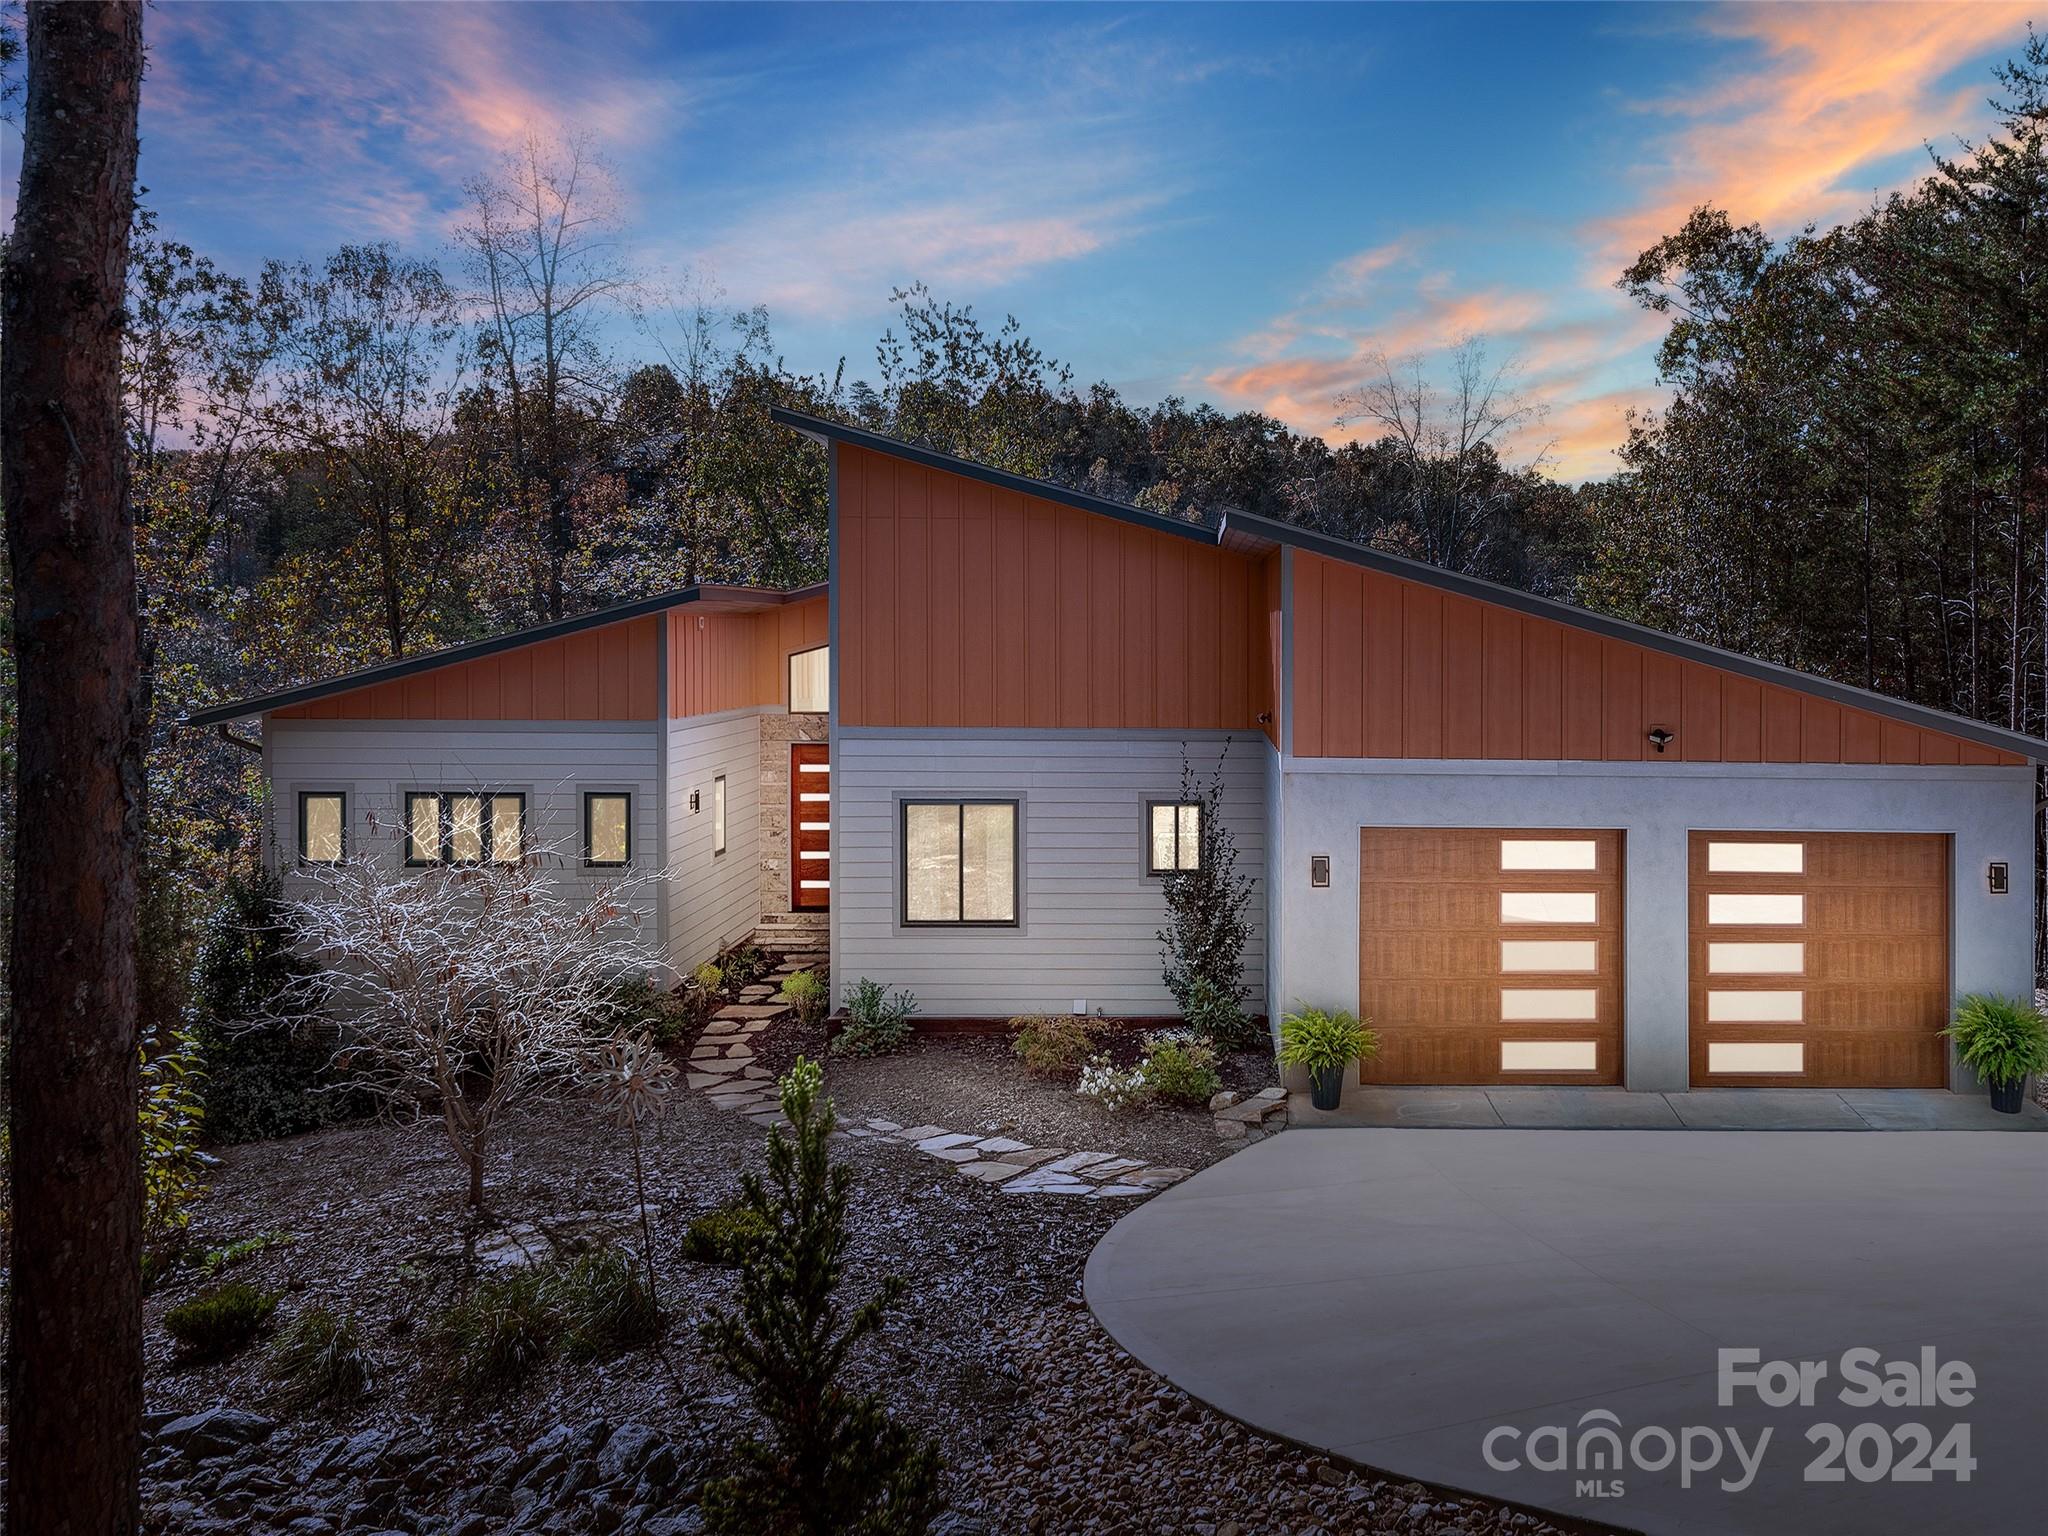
[689,790,701,813]
[1647,727,1675,754]
[1989,861,2009,895]
[1310,854,1331,888]
[1257,711,1273,725]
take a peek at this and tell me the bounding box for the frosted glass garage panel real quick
[1500,941,1597,973]
[1500,891,1597,924]
[1500,1040,1599,1072]
[1707,893,1804,925]
[1500,988,1598,1022]
[1707,841,1804,874]
[1706,989,1804,1022]
[1708,1042,1805,1074]
[1708,942,1804,974]
[1500,839,1598,871]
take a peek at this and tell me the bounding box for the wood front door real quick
[1359,828,1625,1085]
[1688,831,1948,1087]
[790,744,830,910]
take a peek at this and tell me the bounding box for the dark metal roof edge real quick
[182,584,792,727]
[768,406,1222,547]
[1226,510,2048,763]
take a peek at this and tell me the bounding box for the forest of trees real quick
[6,29,2048,1059]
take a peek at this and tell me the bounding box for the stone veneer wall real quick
[757,711,829,922]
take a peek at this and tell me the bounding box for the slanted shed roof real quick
[183,583,823,727]
[772,409,2048,763]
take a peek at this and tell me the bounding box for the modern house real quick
[188,407,2047,1094]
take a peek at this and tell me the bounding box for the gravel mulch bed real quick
[828,1029,1279,1173]
[106,1006,1613,1536]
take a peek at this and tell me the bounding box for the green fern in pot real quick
[1943,994,2048,1114]
[1278,1005,1377,1112]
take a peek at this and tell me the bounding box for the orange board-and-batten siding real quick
[1289,551,2024,766]
[835,443,1276,739]
[271,616,662,722]
[666,595,827,718]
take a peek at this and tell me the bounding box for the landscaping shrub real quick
[193,868,364,1144]
[614,975,699,1047]
[700,1059,942,1533]
[718,941,772,990]
[164,1280,281,1359]
[1010,1013,1097,1077]
[557,1248,662,1359]
[432,1267,559,1390]
[141,1022,209,1265]
[831,978,918,1057]
[1156,744,1260,1051]
[783,968,828,1027]
[694,961,726,1001]
[1140,1029,1222,1106]
[1076,1052,1154,1111]
[683,1204,773,1265]
[269,1305,373,1409]
[199,1230,295,1275]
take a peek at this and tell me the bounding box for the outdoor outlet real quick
[1072,999,1086,1015]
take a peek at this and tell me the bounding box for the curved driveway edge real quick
[1085,1128,2048,1536]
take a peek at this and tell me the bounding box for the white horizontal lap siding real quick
[265,719,664,964]
[834,731,1268,1018]
[1276,757,2037,1092]
[665,709,764,972]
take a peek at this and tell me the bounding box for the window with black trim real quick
[299,791,346,864]
[584,792,630,867]
[789,645,830,714]
[902,800,1018,925]
[1147,801,1202,875]
[405,791,525,865]
[712,776,727,855]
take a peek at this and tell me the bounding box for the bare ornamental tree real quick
[269,846,669,1212]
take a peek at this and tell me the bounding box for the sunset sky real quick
[8,1,2039,480]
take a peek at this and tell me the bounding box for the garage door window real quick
[1708,942,1803,973]
[1500,988,1598,1022]
[1500,940,1597,972]
[1500,891,1597,924]
[1707,892,1804,924]
[1500,838,1598,871]
[1707,841,1804,873]
[1709,1042,1805,1074]
[1501,1041,1599,1072]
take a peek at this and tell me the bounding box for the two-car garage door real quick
[1359,827,1950,1088]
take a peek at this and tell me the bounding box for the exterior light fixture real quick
[689,789,701,812]
[1989,861,2009,895]
[1647,727,1675,754]
[1310,854,1331,888]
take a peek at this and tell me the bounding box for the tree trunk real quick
[2,5,147,1535]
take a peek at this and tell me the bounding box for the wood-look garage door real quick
[1687,832,1949,1087]
[1360,828,1624,1085]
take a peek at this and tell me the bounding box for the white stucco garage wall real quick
[1273,758,2037,1092]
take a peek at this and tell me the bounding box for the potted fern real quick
[1278,1005,1377,1112]
[1943,994,2048,1114]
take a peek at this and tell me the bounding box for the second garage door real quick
[1688,831,1950,1087]
[1360,828,1624,1085]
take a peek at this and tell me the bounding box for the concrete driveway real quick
[1085,1128,2048,1536]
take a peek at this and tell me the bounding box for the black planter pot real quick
[1308,1063,1345,1112]
[1988,1078,2026,1115]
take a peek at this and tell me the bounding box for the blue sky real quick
[7,1,2036,478]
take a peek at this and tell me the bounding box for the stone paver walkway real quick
[682,943,1253,1201]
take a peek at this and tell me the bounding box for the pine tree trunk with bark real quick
[2,5,147,1533]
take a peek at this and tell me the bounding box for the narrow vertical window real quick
[404,789,523,864]
[1147,801,1202,874]
[585,793,630,867]
[788,645,830,714]
[712,775,727,855]
[903,800,1018,925]
[488,794,524,864]
[298,792,346,864]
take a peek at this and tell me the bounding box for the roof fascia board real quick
[1228,509,2048,763]
[769,406,1221,547]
